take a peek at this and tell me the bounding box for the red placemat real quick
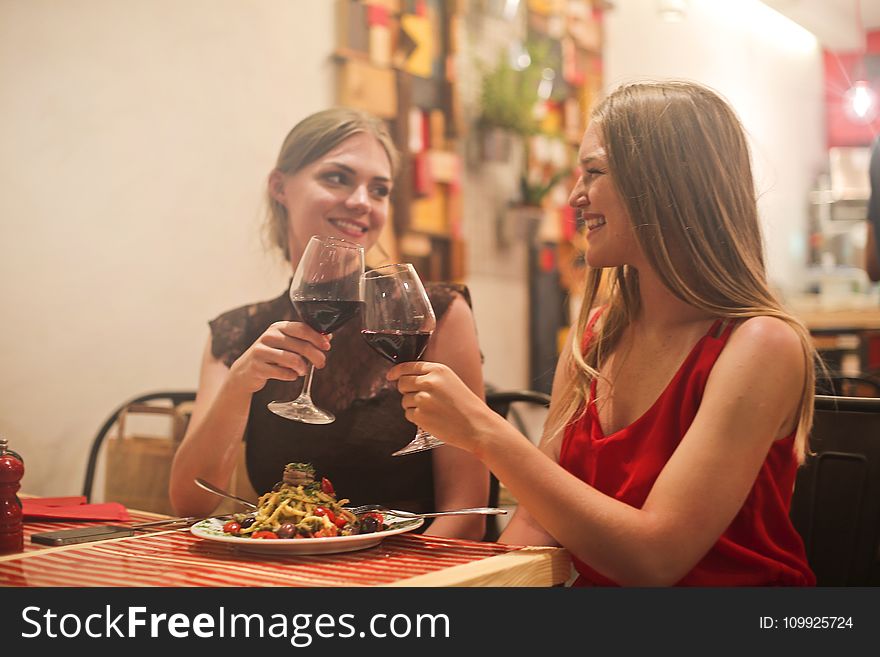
[2,531,517,586]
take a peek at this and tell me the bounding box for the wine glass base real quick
[391,431,444,456]
[267,399,335,424]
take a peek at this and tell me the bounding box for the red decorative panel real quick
[824,30,880,148]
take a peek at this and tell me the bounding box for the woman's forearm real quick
[424,515,485,541]
[168,378,253,516]
[423,294,490,540]
[475,420,668,585]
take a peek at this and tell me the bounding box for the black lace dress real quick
[209,282,471,513]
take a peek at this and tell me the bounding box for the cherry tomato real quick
[251,530,279,539]
[321,477,335,496]
[222,521,241,535]
[333,515,349,529]
[314,506,336,524]
[361,511,384,524]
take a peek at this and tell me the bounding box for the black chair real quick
[815,373,880,398]
[82,391,196,503]
[484,390,551,541]
[789,394,880,585]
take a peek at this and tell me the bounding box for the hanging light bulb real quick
[843,80,878,123]
[841,0,877,124]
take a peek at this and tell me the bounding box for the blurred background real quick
[3,0,880,497]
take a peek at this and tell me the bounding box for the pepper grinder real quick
[0,437,25,554]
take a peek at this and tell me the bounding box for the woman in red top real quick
[389,80,816,586]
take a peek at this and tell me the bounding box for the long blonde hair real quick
[265,107,399,261]
[546,81,816,462]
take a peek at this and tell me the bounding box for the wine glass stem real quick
[297,363,317,403]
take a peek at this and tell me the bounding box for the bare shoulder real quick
[718,316,806,397]
[726,315,803,365]
[704,315,806,438]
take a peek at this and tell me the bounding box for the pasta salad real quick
[220,463,385,539]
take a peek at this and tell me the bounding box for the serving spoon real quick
[194,478,258,510]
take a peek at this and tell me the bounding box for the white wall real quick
[0,0,334,496]
[604,0,826,295]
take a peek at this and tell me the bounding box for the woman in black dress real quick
[169,108,487,539]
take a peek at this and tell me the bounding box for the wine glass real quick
[268,235,365,424]
[361,263,441,456]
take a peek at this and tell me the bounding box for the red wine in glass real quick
[294,300,363,335]
[361,263,442,456]
[360,330,431,364]
[268,235,364,424]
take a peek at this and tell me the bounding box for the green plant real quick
[478,42,570,205]
[477,42,552,136]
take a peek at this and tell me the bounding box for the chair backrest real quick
[815,374,880,398]
[82,391,196,512]
[789,394,880,586]
[484,390,551,542]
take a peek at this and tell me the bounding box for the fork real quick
[343,505,507,518]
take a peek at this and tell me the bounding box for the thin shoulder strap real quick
[585,305,605,333]
[579,306,606,352]
[711,317,737,340]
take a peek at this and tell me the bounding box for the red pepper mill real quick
[0,437,25,554]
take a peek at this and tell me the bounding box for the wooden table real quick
[793,307,880,332]
[788,306,880,375]
[1,514,571,587]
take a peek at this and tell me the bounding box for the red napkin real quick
[22,496,131,521]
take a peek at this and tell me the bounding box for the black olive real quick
[360,516,380,534]
[240,516,256,529]
[276,523,297,539]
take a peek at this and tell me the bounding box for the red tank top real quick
[558,312,815,586]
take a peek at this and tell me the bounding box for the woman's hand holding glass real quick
[228,320,331,395]
[387,360,498,455]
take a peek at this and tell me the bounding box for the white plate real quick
[190,516,424,555]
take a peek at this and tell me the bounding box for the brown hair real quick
[546,81,817,462]
[265,107,399,261]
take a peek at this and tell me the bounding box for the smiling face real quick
[568,123,645,270]
[270,132,393,267]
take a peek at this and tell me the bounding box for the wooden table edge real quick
[383,546,571,587]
